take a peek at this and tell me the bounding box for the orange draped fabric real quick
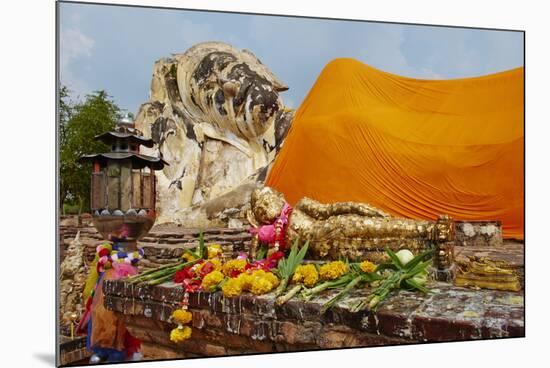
[266,58,524,239]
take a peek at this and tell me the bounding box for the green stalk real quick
[350,298,368,312]
[274,240,309,296]
[320,275,363,314]
[301,275,352,301]
[274,277,289,297]
[130,260,199,284]
[128,265,181,284]
[126,261,182,281]
[276,284,302,306]
[147,273,178,286]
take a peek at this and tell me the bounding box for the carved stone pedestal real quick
[433,240,456,282]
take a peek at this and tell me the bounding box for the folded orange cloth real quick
[267,59,524,239]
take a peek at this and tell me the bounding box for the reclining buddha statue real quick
[247,186,454,263]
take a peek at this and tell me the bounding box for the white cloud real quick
[59,28,95,98]
[357,26,411,73]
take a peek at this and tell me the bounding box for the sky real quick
[58,2,524,114]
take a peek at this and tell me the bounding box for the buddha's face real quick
[251,186,286,224]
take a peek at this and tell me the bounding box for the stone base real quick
[58,335,90,366]
[103,280,524,361]
[433,265,456,283]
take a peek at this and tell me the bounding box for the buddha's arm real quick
[295,197,391,220]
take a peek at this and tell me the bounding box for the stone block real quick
[455,221,503,247]
[317,329,360,348]
[141,342,185,360]
[274,320,322,345]
[202,343,227,356]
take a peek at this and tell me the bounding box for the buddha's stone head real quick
[250,186,287,224]
[177,42,289,140]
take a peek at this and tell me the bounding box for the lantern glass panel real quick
[132,169,142,208]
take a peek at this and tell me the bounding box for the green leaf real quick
[196,231,208,259]
[255,246,267,260]
[361,272,383,283]
[375,263,399,273]
[295,241,309,265]
[403,278,430,294]
[385,247,404,269]
[405,259,433,278]
[183,249,199,260]
[403,248,434,272]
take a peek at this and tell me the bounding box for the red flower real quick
[229,269,243,278]
[182,278,201,292]
[268,251,285,262]
[174,267,195,283]
[98,248,110,258]
[199,261,216,278]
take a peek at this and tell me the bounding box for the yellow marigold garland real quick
[222,259,247,277]
[250,277,275,295]
[292,264,319,287]
[221,277,243,297]
[201,270,224,291]
[207,244,223,259]
[169,307,193,344]
[261,270,280,288]
[172,309,192,325]
[236,272,253,290]
[360,260,377,273]
[221,269,280,297]
[249,270,279,294]
[319,261,348,280]
[181,252,196,262]
[170,325,192,343]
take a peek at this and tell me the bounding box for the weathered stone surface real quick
[59,219,253,272]
[141,342,184,360]
[59,335,89,366]
[455,220,503,247]
[59,231,87,330]
[455,242,524,287]
[104,277,523,360]
[133,42,295,227]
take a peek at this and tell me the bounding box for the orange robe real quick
[267,58,524,239]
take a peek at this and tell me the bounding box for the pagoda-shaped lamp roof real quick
[80,115,168,170]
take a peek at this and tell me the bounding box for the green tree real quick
[59,89,120,214]
[59,85,72,150]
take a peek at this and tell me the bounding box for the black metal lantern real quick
[80,115,167,251]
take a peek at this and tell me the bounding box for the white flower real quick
[395,249,414,266]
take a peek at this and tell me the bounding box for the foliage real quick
[350,247,434,312]
[319,263,381,313]
[273,240,309,296]
[182,231,208,261]
[59,88,120,213]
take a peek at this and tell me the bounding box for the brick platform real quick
[58,335,89,366]
[59,221,251,269]
[103,279,524,360]
[59,216,525,361]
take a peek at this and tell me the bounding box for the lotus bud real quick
[395,249,414,266]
